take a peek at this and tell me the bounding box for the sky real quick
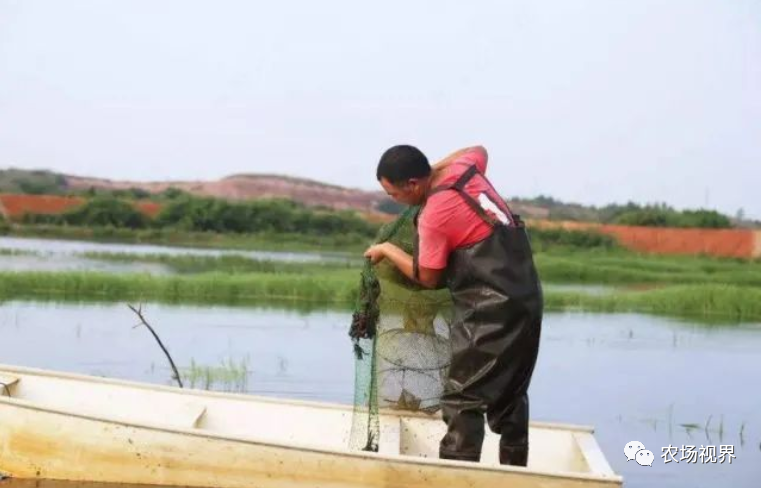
[1,0,759,218]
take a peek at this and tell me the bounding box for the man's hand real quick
[364,243,387,264]
[363,243,443,289]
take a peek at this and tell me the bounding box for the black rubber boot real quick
[499,444,529,467]
[439,395,486,465]
[439,448,481,463]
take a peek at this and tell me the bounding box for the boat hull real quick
[0,365,622,488]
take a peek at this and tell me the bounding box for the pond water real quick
[0,236,353,265]
[541,283,615,295]
[0,301,758,487]
[0,254,173,275]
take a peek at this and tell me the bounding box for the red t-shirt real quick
[417,147,514,270]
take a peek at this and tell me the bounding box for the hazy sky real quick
[1,0,759,217]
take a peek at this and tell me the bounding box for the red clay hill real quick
[65,174,387,213]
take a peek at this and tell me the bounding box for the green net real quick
[348,206,453,452]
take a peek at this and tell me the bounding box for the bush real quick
[158,187,191,200]
[679,210,732,229]
[16,193,381,238]
[529,228,618,251]
[0,214,10,233]
[0,169,67,195]
[614,208,676,227]
[61,197,149,229]
[21,213,64,225]
[613,206,732,228]
[154,196,378,237]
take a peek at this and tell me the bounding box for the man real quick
[364,144,542,466]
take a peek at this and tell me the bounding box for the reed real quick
[183,357,250,392]
[535,251,761,287]
[2,271,759,323]
[543,284,761,323]
[0,270,360,305]
[80,248,761,287]
[81,252,358,274]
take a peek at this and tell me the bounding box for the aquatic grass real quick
[81,252,359,275]
[2,271,760,323]
[0,248,37,256]
[639,407,750,445]
[6,221,761,286]
[535,251,761,287]
[0,270,361,306]
[75,248,761,288]
[183,357,250,392]
[544,284,761,323]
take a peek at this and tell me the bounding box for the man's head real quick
[376,145,431,206]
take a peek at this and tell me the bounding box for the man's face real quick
[380,177,424,206]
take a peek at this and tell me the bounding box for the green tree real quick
[62,196,149,229]
[155,196,377,236]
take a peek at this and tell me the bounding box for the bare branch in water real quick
[128,303,184,388]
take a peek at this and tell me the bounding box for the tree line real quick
[512,197,733,229]
[21,194,379,237]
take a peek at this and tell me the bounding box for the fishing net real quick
[348,206,453,452]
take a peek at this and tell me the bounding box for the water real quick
[542,283,615,295]
[0,301,758,487]
[0,302,351,401]
[0,254,172,275]
[0,236,353,267]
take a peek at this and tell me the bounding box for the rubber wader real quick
[414,165,543,466]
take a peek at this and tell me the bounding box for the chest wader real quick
[414,165,543,466]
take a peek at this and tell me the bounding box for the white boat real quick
[0,364,623,487]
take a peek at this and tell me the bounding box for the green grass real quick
[6,220,618,255]
[2,271,760,323]
[535,250,761,287]
[183,357,250,392]
[3,232,761,323]
[543,284,761,323]
[0,248,35,256]
[77,247,761,289]
[0,270,360,306]
[7,224,761,285]
[81,252,359,274]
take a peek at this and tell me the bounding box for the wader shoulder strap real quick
[412,207,421,280]
[414,165,513,280]
[428,165,500,227]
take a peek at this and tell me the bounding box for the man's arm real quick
[363,243,444,289]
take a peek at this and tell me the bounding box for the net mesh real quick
[348,206,453,452]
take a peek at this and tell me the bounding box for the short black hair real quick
[376,145,431,184]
